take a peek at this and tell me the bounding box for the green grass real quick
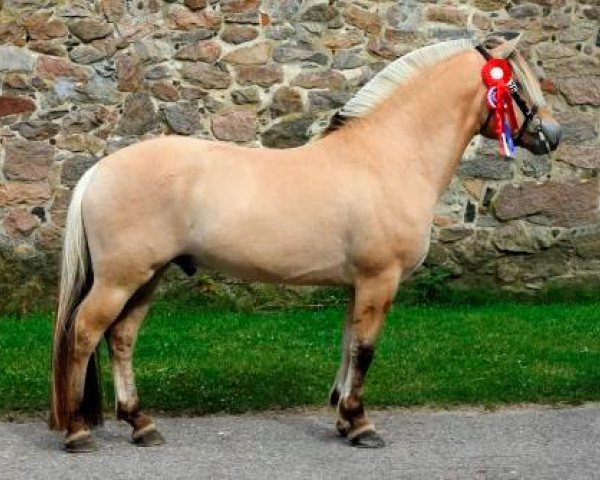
[2,301,600,415]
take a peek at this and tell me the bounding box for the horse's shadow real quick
[6,418,131,453]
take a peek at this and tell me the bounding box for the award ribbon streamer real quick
[482,59,518,158]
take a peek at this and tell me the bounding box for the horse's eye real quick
[515,80,524,91]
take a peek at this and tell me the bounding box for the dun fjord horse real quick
[51,34,561,452]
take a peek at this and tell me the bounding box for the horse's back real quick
[78,136,356,284]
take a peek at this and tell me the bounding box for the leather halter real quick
[475,45,538,144]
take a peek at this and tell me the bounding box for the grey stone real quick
[0,46,34,72]
[270,87,303,117]
[449,230,500,269]
[180,63,232,89]
[300,4,338,22]
[162,102,200,136]
[69,45,106,64]
[265,25,296,41]
[231,88,260,104]
[308,90,351,112]
[76,75,120,105]
[134,39,172,64]
[220,25,258,44]
[333,49,368,70]
[492,221,556,253]
[261,115,314,149]
[459,156,513,180]
[172,28,215,44]
[117,93,157,136]
[523,158,550,179]
[424,243,462,276]
[508,3,543,18]
[69,19,114,42]
[222,12,259,24]
[497,249,569,284]
[61,154,98,187]
[145,65,172,80]
[574,231,600,258]
[437,227,474,243]
[387,2,422,29]
[10,120,60,140]
[494,178,600,228]
[263,0,302,22]
[555,111,598,144]
[431,29,474,41]
[273,40,329,65]
[536,43,576,60]
[62,109,101,134]
[57,5,94,17]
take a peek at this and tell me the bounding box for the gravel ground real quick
[1,405,599,479]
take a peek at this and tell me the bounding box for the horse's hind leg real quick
[64,280,139,452]
[335,269,400,448]
[105,274,163,447]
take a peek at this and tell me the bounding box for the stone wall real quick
[0,0,599,310]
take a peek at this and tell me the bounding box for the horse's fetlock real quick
[117,400,140,421]
[339,395,364,421]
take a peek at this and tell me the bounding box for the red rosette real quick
[481,59,513,87]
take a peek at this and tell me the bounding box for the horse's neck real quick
[325,51,487,204]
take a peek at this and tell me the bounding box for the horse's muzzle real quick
[540,119,561,152]
[518,118,562,154]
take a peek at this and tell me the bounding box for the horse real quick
[50,33,561,452]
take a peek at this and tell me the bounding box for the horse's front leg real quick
[335,268,400,448]
[329,289,354,410]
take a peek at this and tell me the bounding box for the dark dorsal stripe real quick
[320,111,351,137]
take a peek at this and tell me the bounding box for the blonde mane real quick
[337,38,545,121]
[340,39,475,119]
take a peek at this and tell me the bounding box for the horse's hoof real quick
[133,428,165,447]
[65,432,97,453]
[349,430,386,449]
[335,419,351,437]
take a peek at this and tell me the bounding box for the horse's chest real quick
[401,237,431,280]
[391,226,432,279]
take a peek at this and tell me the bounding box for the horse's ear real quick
[489,32,523,58]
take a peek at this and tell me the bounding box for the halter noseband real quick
[475,44,538,146]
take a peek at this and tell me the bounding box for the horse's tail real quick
[50,164,102,431]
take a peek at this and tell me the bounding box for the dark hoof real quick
[65,433,97,453]
[349,430,386,449]
[335,419,350,437]
[133,428,165,447]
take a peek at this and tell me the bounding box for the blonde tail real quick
[50,164,101,430]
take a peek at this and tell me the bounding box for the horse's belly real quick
[189,235,351,286]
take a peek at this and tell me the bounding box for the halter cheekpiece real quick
[475,45,537,158]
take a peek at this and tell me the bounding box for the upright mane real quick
[339,39,475,119]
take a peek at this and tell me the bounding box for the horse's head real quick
[478,33,561,155]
